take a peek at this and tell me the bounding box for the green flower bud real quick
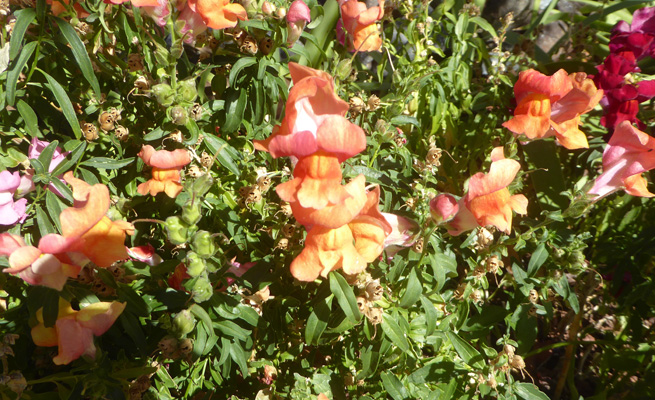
[168,106,188,125]
[172,309,195,337]
[336,58,353,81]
[182,200,202,225]
[177,79,198,103]
[186,251,207,277]
[170,42,184,59]
[192,277,213,303]
[191,231,216,258]
[165,216,189,245]
[152,83,175,107]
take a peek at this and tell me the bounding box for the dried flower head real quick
[81,122,98,141]
[366,94,381,111]
[240,36,258,54]
[260,36,274,55]
[114,125,129,141]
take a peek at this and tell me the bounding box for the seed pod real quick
[158,336,178,357]
[365,280,383,301]
[98,111,115,131]
[503,344,515,357]
[134,75,150,91]
[280,202,292,216]
[356,296,368,313]
[528,289,539,304]
[366,94,380,111]
[259,37,274,55]
[257,175,272,192]
[189,103,203,120]
[81,122,98,141]
[425,147,442,167]
[168,130,183,143]
[484,255,504,274]
[411,237,423,253]
[349,96,365,115]
[510,354,525,370]
[127,53,144,71]
[230,27,247,45]
[168,106,188,125]
[240,36,258,55]
[178,338,193,355]
[114,125,129,141]
[365,307,383,324]
[172,309,196,337]
[276,238,289,250]
[186,165,203,179]
[282,223,295,238]
[453,282,467,299]
[200,151,213,168]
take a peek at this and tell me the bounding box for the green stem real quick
[304,0,340,67]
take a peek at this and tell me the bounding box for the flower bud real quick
[165,216,189,245]
[191,230,216,258]
[182,201,202,225]
[430,193,459,224]
[336,58,353,81]
[177,79,198,103]
[172,309,196,337]
[261,0,275,15]
[275,7,286,19]
[152,83,175,106]
[192,276,213,303]
[186,252,207,277]
[286,0,310,46]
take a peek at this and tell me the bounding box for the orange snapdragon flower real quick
[254,63,366,162]
[31,299,125,365]
[338,0,385,52]
[290,187,391,281]
[503,69,603,149]
[137,145,191,198]
[447,148,528,236]
[1,172,133,290]
[276,152,368,229]
[187,0,247,30]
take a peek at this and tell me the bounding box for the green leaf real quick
[45,190,65,232]
[527,243,548,277]
[35,204,56,236]
[203,134,240,176]
[48,177,74,203]
[41,288,60,327]
[143,126,166,141]
[228,57,257,87]
[515,383,550,400]
[6,41,37,107]
[53,17,101,99]
[51,141,86,176]
[553,275,580,314]
[390,115,420,128]
[80,157,135,170]
[213,320,250,341]
[117,285,150,317]
[37,140,59,172]
[357,344,380,379]
[470,16,498,38]
[17,100,39,137]
[399,268,422,308]
[445,332,484,369]
[329,272,361,323]
[381,314,410,353]
[305,294,333,345]
[222,88,247,134]
[41,71,83,139]
[381,372,408,400]
[420,296,438,336]
[229,343,249,377]
[9,8,36,60]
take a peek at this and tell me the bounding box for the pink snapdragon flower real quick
[589,121,655,199]
[0,171,28,225]
[286,0,311,46]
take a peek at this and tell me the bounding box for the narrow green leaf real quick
[399,268,422,308]
[53,17,101,99]
[80,157,135,169]
[515,383,550,400]
[329,272,361,323]
[45,190,64,232]
[117,284,150,317]
[17,100,38,137]
[446,332,484,369]
[213,320,250,341]
[356,344,380,379]
[37,140,59,172]
[6,41,37,106]
[35,204,56,236]
[203,134,240,176]
[189,304,216,337]
[51,141,86,176]
[420,296,438,336]
[222,88,247,134]
[470,16,498,38]
[9,8,36,60]
[305,294,333,345]
[381,315,410,353]
[527,243,548,277]
[41,71,82,139]
[48,177,74,203]
[228,57,257,87]
[42,289,60,327]
[229,343,249,377]
[381,372,408,400]
[143,126,166,141]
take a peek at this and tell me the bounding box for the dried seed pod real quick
[189,103,204,121]
[240,36,258,55]
[92,278,115,296]
[134,75,150,91]
[366,94,380,111]
[405,197,416,210]
[349,96,365,115]
[178,338,194,355]
[98,111,115,131]
[453,282,467,299]
[503,344,516,357]
[107,264,125,280]
[127,53,144,71]
[77,267,95,284]
[475,227,494,249]
[276,238,289,250]
[158,336,178,357]
[356,296,368,313]
[187,165,203,178]
[469,289,483,304]
[114,125,129,141]
[425,147,442,167]
[257,175,272,192]
[168,130,183,143]
[282,223,295,238]
[527,290,539,304]
[365,307,383,324]
[259,37,274,55]
[484,255,504,274]
[208,36,220,50]
[229,27,247,45]
[247,187,262,203]
[509,354,525,370]
[365,280,383,301]
[411,237,423,253]
[528,306,538,317]
[81,122,98,141]
[200,151,213,168]
[279,202,292,216]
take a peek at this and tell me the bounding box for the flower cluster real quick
[503,69,602,149]
[593,6,655,131]
[0,172,134,291]
[431,148,528,236]
[255,63,394,281]
[31,299,125,365]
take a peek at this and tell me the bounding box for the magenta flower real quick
[286,0,311,46]
[29,138,69,172]
[0,171,28,226]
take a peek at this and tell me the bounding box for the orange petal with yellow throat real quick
[60,172,110,239]
[349,215,388,263]
[552,117,589,149]
[75,217,133,268]
[502,93,552,139]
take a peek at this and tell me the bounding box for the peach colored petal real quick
[131,0,161,6]
[552,117,589,149]
[349,215,387,263]
[0,233,25,257]
[510,194,529,215]
[138,145,191,169]
[624,174,655,197]
[468,189,513,234]
[75,217,132,268]
[31,324,59,347]
[502,93,552,139]
[53,318,95,365]
[6,246,41,274]
[76,301,126,336]
[192,0,247,30]
[514,69,571,103]
[468,158,521,200]
[288,62,333,85]
[60,173,110,239]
